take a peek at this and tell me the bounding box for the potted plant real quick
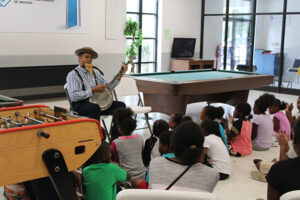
[124,18,143,73]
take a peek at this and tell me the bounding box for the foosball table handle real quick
[37,130,50,139]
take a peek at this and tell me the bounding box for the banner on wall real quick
[0,0,88,33]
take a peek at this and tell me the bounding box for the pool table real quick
[0,95,23,108]
[129,69,274,115]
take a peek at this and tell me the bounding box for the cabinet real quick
[254,49,280,76]
[171,59,214,71]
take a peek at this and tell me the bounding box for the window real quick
[126,0,158,73]
[201,0,300,94]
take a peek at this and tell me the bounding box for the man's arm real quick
[91,85,106,94]
[66,72,93,102]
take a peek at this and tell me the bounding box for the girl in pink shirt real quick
[224,102,253,157]
[269,99,291,140]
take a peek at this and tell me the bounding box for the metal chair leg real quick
[101,120,111,143]
[108,119,114,144]
[144,113,153,135]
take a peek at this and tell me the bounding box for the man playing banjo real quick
[66,47,128,140]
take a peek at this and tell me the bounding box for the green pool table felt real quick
[132,70,251,83]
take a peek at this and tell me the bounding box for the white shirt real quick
[252,114,274,149]
[204,134,232,175]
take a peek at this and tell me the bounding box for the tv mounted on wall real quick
[171,38,196,58]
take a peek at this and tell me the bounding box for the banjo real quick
[89,66,125,111]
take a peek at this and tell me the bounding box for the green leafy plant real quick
[124,18,143,73]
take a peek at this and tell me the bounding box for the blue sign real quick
[67,0,78,28]
[0,0,11,7]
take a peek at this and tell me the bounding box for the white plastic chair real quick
[116,189,220,200]
[114,77,152,134]
[64,83,112,141]
[280,190,300,200]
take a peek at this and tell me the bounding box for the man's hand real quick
[121,64,128,75]
[117,64,128,81]
[92,84,106,93]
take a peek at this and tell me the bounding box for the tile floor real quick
[1,90,299,200]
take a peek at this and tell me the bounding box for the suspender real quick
[74,67,103,90]
[74,69,86,90]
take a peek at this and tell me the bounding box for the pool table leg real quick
[143,94,188,116]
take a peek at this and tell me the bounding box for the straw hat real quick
[75,47,98,59]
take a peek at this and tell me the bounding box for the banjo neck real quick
[106,67,125,90]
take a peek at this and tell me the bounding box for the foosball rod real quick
[0,115,22,126]
[33,110,65,122]
[15,112,44,124]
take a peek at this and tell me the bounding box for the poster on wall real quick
[0,0,88,33]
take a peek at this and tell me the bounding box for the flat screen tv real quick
[171,38,196,58]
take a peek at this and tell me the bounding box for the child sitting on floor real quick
[252,94,275,151]
[265,119,300,199]
[169,113,188,130]
[200,105,229,152]
[224,102,253,157]
[149,122,219,192]
[111,108,147,179]
[158,131,175,158]
[269,98,291,140]
[252,131,297,183]
[201,119,232,180]
[139,131,175,188]
[83,142,130,200]
[143,119,169,167]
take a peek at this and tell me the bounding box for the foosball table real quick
[0,105,103,200]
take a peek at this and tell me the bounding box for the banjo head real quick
[89,90,113,111]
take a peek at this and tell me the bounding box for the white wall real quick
[0,0,127,78]
[158,0,201,72]
[1,0,203,74]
